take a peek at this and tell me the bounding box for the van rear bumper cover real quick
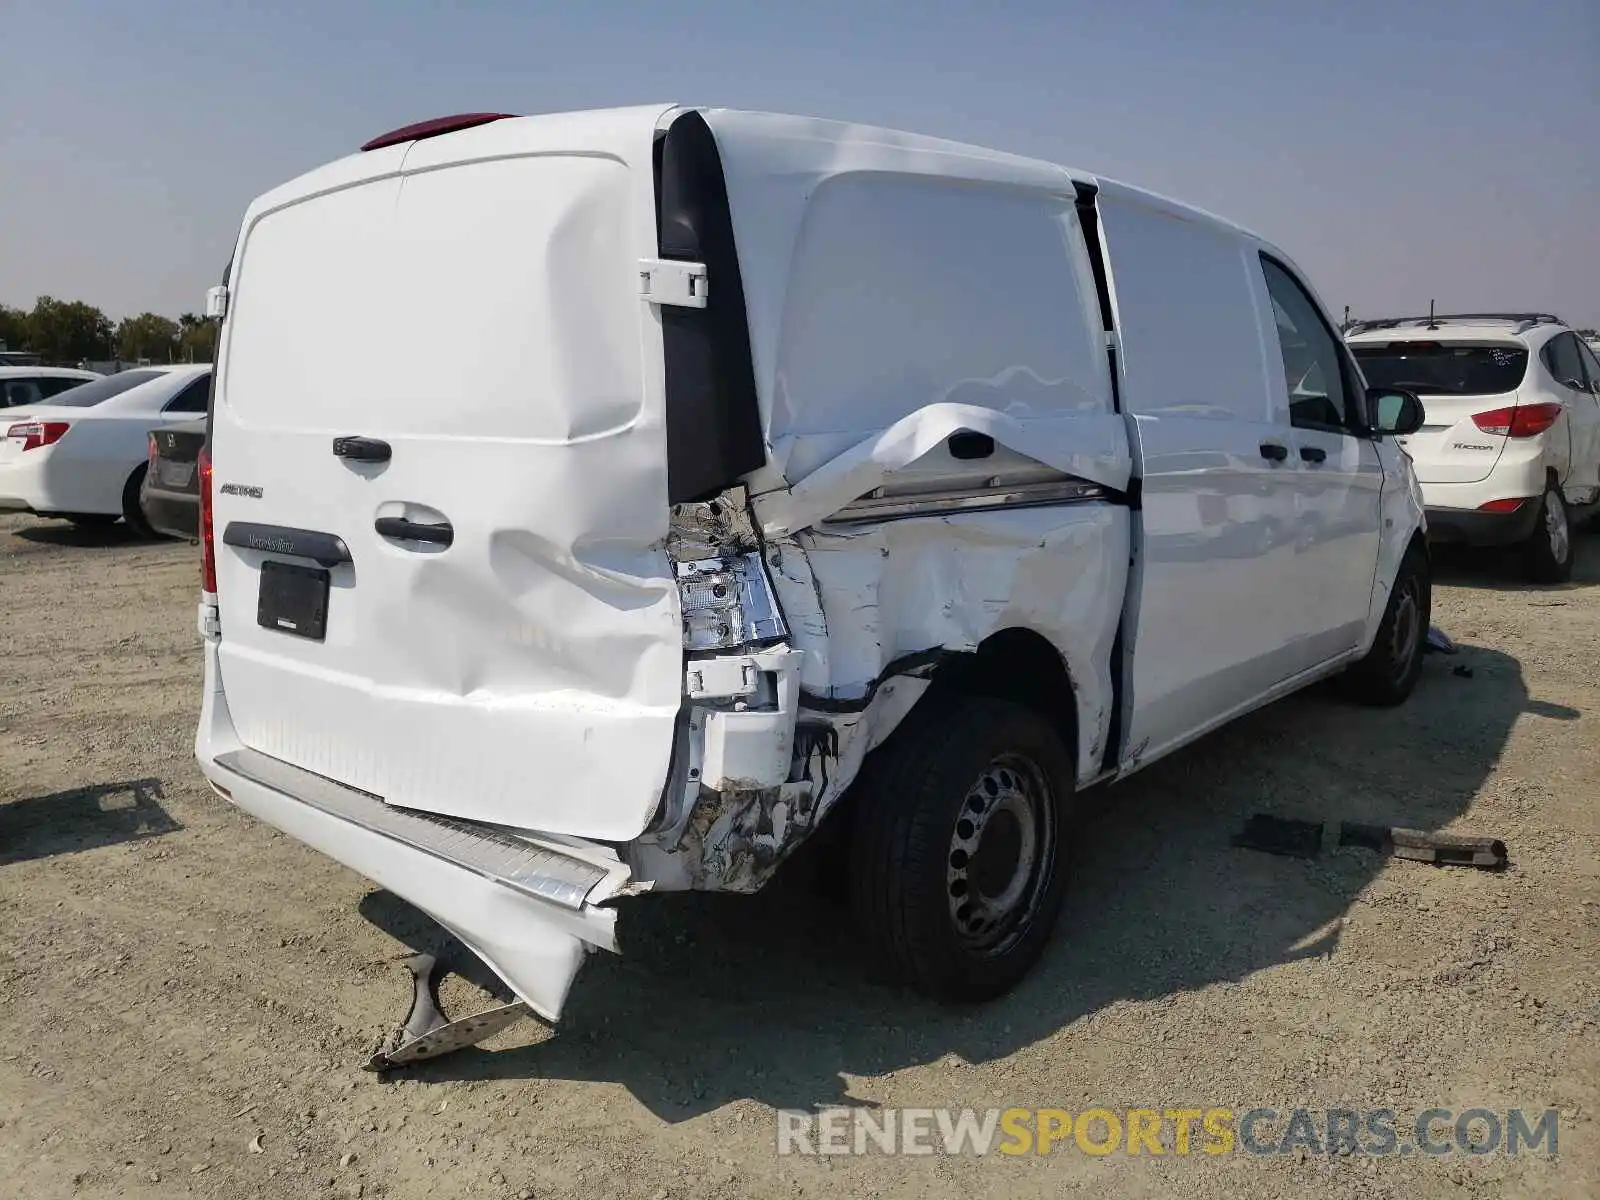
[196,635,631,1021]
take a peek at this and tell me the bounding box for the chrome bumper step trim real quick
[215,748,608,910]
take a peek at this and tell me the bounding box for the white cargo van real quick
[195,106,1430,1063]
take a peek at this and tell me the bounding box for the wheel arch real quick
[922,627,1083,770]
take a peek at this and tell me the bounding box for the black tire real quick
[847,694,1075,1001]
[1521,482,1573,584]
[64,513,118,529]
[121,464,157,539]
[1342,541,1429,706]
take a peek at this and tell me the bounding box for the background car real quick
[1347,313,1600,581]
[0,365,212,534]
[139,416,206,539]
[0,366,102,410]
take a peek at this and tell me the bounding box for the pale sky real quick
[3,0,1597,326]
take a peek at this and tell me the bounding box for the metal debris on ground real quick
[1231,814,1324,859]
[1424,625,1460,655]
[1338,823,1507,870]
[364,952,530,1071]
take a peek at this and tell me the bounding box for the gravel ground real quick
[1,510,1596,1200]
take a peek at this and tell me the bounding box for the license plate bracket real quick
[258,560,330,640]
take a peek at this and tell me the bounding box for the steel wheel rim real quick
[1389,577,1421,681]
[946,754,1055,956]
[1546,493,1570,564]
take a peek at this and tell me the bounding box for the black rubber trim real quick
[656,111,765,504]
[799,648,953,714]
[1072,181,1116,333]
[222,521,352,567]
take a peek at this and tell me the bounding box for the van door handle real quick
[1299,445,1327,464]
[333,436,392,463]
[375,516,453,547]
[1259,442,1289,462]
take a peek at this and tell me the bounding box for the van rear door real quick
[210,106,683,842]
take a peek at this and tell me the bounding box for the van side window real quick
[1259,257,1356,433]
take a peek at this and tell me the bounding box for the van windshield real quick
[1351,342,1527,396]
[43,369,167,407]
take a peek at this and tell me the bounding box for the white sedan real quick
[0,365,212,535]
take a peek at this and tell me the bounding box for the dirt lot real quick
[1,510,1597,1200]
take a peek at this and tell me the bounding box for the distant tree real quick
[116,312,180,362]
[177,312,217,363]
[0,303,26,351]
[25,296,114,364]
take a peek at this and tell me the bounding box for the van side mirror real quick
[1369,387,1425,436]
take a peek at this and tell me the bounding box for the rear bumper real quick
[1424,503,1541,547]
[140,480,198,540]
[194,631,632,1020]
[0,454,50,512]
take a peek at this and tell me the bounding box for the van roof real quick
[243,104,1273,250]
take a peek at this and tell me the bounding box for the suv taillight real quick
[199,445,216,593]
[1472,403,1562,438]
[6,420,70,451]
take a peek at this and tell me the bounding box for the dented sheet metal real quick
[797,506,1127,783]
[753,403,1131,536]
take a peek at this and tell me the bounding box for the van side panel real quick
[713,147,1129,784]
[796,507,1129,783]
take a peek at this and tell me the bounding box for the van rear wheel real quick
[847,695,1074,1001]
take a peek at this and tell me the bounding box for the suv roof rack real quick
[1346,312,1566,337]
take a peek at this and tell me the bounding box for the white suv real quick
[1346,314,1600,581]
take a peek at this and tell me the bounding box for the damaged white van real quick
[196,106,1430,1064]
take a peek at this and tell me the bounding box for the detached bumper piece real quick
[206,746,633,1063]
[1338,823,1507,870]
[366,953,530,1071]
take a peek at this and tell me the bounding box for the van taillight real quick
[6,420,70,451]
[1472,403,1562,438]
[199,445,217,593]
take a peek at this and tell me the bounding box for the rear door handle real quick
[1299,445,1327,463]
[375,516,453,547]
[333,436,392,463]
[1259,442,1289,462]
